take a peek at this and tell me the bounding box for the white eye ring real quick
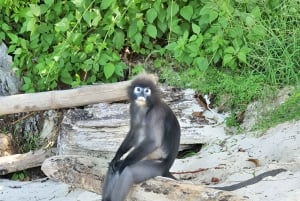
[134,87,142,94]
[144,88,151,95]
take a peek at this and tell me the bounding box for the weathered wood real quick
[0,133,15,156]
[0,148,56,175]
[42,155,243,201]
[57,87,226,157]
[0,80,131,115]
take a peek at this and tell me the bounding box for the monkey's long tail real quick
[213,168,287,191]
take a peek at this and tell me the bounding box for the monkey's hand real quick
[110,159,124,173]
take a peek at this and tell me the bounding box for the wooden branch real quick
[0,148,56,175]
[0,81,131,115]
[41,155,243,201]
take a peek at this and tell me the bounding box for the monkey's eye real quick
[134,87,142,94]
[144,88,151,96]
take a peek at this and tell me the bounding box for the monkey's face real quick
[128,76,159,107]
[133,86,151,106]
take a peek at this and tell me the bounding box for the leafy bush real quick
[0,0,299,127]
[0,0,267,92]
[1,0,128,92]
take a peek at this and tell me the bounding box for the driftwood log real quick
[57,86,225,158]
[42,155,243,201]
[0,148,56,175]
[0,80,131,115]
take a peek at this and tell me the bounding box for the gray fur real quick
[102,75,180,201]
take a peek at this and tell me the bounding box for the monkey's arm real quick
[118,139,159,172]
[111,129,134,162]
[118,116,165,172]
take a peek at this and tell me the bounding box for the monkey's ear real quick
[132,73,158,85]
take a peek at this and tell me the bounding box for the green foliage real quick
[0,0,299,127]
[11,171,28,181]
[247,0,300,86]
[0,0,270,92]
[0,0,128,91]
[253,87,300,131]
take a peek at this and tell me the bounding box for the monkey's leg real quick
[110,160,163,201]
[102,166,120,201]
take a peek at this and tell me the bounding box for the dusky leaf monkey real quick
[102,74,287,200]
[102,74,181,201]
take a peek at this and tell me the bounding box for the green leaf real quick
[84,43,94,53]
[26,18,36,32]
[1,23,11,31]
[60,69,73,85]
[194,57,209,71]
[99,54,110,65]
[55,18,70,32]
[71,0,84,7]
[30,4,41,16]
[245,16,255,27]
[224,46,235,54]
[192,23,200,34]
[146,8,157,23]
[228,26,243,38]
[115,63,126,77]
[167,2,179,18]
[92,11,102,26]
[146,24,157,39]
[45,0,54,7]
[252,24,266,37]
[14,48,22,55]
[23,76,32,84]
[0,32,4,41]
[113,31,125,50]
[71,33,83,45]
[180,5,193,21]
[157,8,166,22]
[128,23,137,38]
[134,33,142,46]
[237,46,249,63]
[101,0,114,9]
[104,63,115,79]
[83,11,92,25]
[223,54,233,66]
[21,77,34,92]
[136,19,144,31]
[11,173,19,181]
[237,51,247,63]
[208,11,218,23]
[19,173,25,180]
[7,33,18,43]
[7,45,16,53]
[157,20,167,33]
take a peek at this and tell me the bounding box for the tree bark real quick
[57,87,224,157]
[42,155,243,201]
[0,148,56,175]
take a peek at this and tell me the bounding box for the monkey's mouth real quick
[135,97,146,106]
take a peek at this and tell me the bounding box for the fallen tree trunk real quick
[58,87,226,157]
[0,148,56,175]
[0,81,131,115]
[42,155,243,201]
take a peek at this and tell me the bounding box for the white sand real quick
[1,120,299,201]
